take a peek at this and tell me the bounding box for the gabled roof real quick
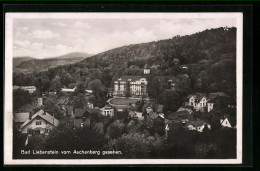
[156,105,164,113]
[149,112,159,120]
[129,121,144,133]
[14,113,30,123]
[208,92,230,100]
[186,93,207,102]
[21,109,59,129]
[74,108,89,118]
[221,115,236,127]
[15,104,38,113]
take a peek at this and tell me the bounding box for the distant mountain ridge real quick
[13,57,35,67]
[14,52,93,73]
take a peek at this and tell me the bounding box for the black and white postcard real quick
[4,12,243,165]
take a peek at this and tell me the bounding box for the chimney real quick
[29,112,32,120]
[83,117,85,122]
[52,115,54,124]
[43,110,46,115]
[134,117,138,125]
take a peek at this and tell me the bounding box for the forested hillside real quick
[13,27,236,108]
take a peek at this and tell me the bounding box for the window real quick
[27,129,32,134]
[36,117,40,120]
[36,121,41,125]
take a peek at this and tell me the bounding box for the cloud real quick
[29,30,60,39]
[53,22,67,27]
[73,21,91,29]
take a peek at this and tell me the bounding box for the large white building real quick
[114,76,148,97]
[13,86,37,94]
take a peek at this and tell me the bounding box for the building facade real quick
[114,76,148,97]
[101,106,114,117]
[20,110,59,136]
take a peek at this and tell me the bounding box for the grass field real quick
[109,98,139,105]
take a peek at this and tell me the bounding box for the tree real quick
[104,133,164,158]
[43,98,64,119]
[50,76,62,92]
[13,89,33,110]
[73,93,87,109]
[163,89,181,112]
[75,81,86,95]
[88,79,107,107]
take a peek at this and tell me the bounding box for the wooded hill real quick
[13,27,237,108]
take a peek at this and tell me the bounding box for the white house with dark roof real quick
[20,109,59,136]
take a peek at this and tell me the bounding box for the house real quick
[186,120,211,132]
[220,115,236,128]
[74,108,90,128]
[20,109,59,136]
[61,87,76,94]
[207,95,235,113]
[143,64,150,75]
[101,106,114,117]
[13,86,37,94]
[14,112,30,130]
[114,76,148,97]
[127,119,151,136]
[185,93,208,112]
[167,110,194,123]
[87,102,94,109]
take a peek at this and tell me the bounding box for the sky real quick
[13,16,237,58]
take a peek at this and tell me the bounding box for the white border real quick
[4,12,243,165]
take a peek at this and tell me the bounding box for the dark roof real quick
[208,92,230,99]
[14,113,30,123]
[149,112,159,120]
[186,93,207,102]
[129,121,144,133]
[174,110,191,115]
[15,104,38,113]
[156,105,164,113]
[89,108,101,115]
[74,108,89,118]
[21,110,59,128]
